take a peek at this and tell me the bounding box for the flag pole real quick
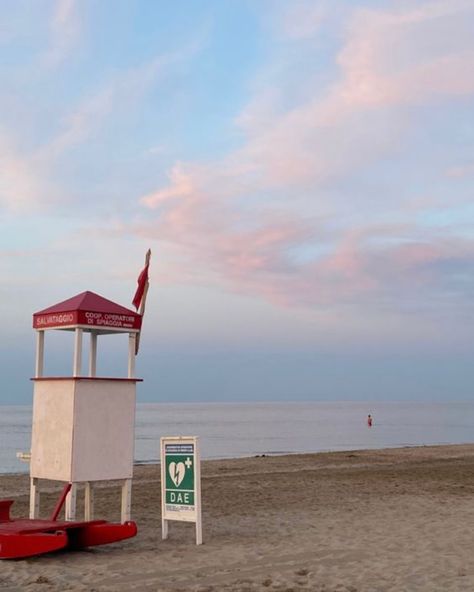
[135,249,151,355]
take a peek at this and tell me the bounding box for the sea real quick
[1,401,474,474]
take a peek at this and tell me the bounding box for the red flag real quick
[132,250,151,311]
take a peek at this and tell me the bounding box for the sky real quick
[1,0,474,404]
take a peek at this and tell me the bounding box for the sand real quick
[1,444,474,591]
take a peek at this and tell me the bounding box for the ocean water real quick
[1,401,474,474]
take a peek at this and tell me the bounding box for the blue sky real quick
[1,0,474,404]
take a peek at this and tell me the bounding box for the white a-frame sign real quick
[160,436,202,545]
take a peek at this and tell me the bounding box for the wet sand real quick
[2,444,474,591]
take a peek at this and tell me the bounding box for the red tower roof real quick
[33,291,142,332]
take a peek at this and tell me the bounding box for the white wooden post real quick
[196,516,202,545]
[29,478,40,519]
[121,479,132,523]
[195,441,202,545]
[35,330,45,378]
[160,438,168,539]
[128,333,136,378]
[65,483,77,521]
[89,332,97,377]
[73,328,83,376]
[84,482,94,521]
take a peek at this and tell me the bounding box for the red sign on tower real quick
[33,291,142,331]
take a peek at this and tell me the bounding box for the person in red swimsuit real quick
[367,414,373,427]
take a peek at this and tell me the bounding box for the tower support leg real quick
[121,479,132,523]
[29,477,40,519]
[65,483,77,521]
[84,482,94,521]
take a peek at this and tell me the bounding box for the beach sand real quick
[1,444,474,591]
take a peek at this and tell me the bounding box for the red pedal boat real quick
[0,485,137,559]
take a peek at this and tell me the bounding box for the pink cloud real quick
[136,1,474,312]
[141,164,196,207]
[42,0,81,69]
[0,135,48,212]
[135,161,474,311]
[446,162,474,178]
[231,0,474,188]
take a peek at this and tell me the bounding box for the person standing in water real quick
[367,414,373,427]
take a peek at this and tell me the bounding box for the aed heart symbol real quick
[169,462,186,487]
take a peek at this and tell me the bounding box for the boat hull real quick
[0,500,137,559]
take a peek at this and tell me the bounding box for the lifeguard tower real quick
[30,290,142,524]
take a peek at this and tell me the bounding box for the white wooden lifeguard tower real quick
[30,291,143,523]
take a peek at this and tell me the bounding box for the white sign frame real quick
[160,436,202,545]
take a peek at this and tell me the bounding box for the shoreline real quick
[2,443,474,591]
[3,440,474,478]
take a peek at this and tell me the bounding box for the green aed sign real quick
[165,445,195,506]
[161,436,202,543]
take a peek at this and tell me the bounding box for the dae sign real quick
[160,436,202,545]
